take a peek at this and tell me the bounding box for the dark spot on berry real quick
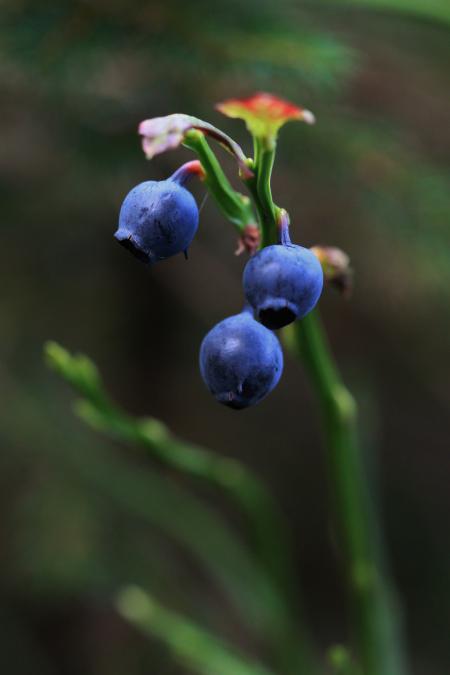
[115,234,150,263]
[259,306,296,330]
[115,180,198,264]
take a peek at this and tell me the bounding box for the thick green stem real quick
[242,128,406,673]
[256,146,278,246]
[245,139,279,247]
[284,312,407,675]
[183,130,257,232]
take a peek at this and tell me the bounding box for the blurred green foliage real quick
[116,585,276,675]
[0,1,449,674]
[44,341,318,673]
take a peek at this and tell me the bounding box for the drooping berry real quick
[199,307,283,410]
[243,214,323,329]
[114,161,203,264]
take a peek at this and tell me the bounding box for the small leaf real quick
[44,341,102,398]
[216,92,315,144]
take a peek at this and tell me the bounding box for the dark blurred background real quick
[1,0,449,673]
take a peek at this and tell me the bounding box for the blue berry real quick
[243,221,323,329]
[199,308,283,409]
[114,164,200,264]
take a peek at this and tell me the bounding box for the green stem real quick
[183,130,257,232]
[252,135,261,167]
[81,398,318,673]
[256,145,278,246]
[98,399,294,591]
[117,586,276,675]
[244,139,279,247]
[242,130,406,673]
[284,312,407,675]
[44,341,318,675]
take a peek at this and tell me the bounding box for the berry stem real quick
[169,160,206,185]
[244,138,280,247]
[256,145,277,241]
[183,130,258,233]
[284,312,408,675]
[277,209,292,245]
[242,122,406,673]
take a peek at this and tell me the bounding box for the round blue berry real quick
[243,235,323,330]
[199,309,283,409]
[114,178,199,264]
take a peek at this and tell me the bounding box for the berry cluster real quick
[115,172,323,409]
[113,94,352,409]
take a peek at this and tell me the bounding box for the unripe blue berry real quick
[114,163,201,264]
[243,220,323,329]
[199,308,283,409]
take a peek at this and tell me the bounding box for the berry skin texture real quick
[114,178,199,264]
[199,309,283,410]
[243,239,323,330]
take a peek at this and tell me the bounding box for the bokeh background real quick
[1,0,449,673]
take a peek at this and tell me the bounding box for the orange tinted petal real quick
[216,92,315,140]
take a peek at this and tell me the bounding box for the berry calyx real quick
[243,213,323,329]
[114,162,202,265]
[199,307,283,409]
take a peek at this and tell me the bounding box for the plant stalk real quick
[246,132,407,673]
[285,312,407,675]
[44,341,319,675]
[183,130,257,232]
[245,139,278,247]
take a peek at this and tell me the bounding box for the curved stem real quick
[169,159,205,185]
[244,139,279,247]
[256,145,278,246]
[117,586,277,675]
[45,341,319,675]
[91,397,318,672]
[183,130,257,232]
[284,312,408,675]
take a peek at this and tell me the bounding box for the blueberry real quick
[199,308,283,409]
[243,220,323,329]
[114,165,199,264]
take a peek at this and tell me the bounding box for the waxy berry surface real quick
[115,179,199,264]
[199,310,283,409]
[243,241,323,329]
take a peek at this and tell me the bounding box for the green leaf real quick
[116,586,276,675]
